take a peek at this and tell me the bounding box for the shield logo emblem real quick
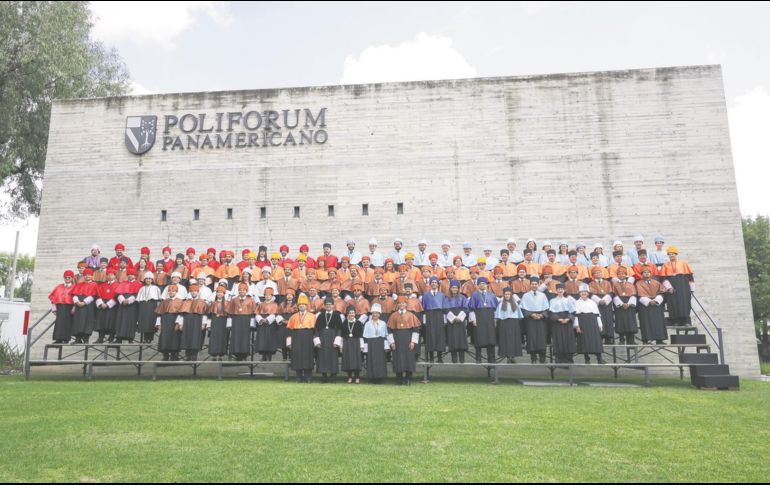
[125,116,157,155]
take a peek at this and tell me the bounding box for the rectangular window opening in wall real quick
[161,210,167,222]
[294,206,300,218]
[362,204,369,216]
[260,207,266,219]
[397,202,404,215]
[227,208,233,220]
[193,209,200,221]
[328,205,335,217]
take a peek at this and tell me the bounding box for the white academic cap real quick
[241,267,252,274]
[593,243,603,249]
[654,234,665,243]
[634,235,645,242]
[506,238,517,245]
[463,242,472,249]
[441,240,451,246]
[543,241,552,247]
[579,283,590,293]
[217,279,229,288]
[394,238,403,244]
[346,239,355,245]
[368,238,378,246]
[261,266,272,273]
[371,303,382,313]
[197,272,207,279]
[484,245,493,252]
[613,240,623,247]
[91,244,101,252]
[171,271,182,279]
[577,242,586,249]
[144,273,155,281]
[418,239,428,245]
[526,238,537,245]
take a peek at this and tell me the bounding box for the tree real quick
[0,1,129,220]
[743,216,770,360]
[0,252,35,301]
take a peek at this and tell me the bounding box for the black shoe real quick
[584,356,591,364]
[598,357,607,364]
[657,340,666,345]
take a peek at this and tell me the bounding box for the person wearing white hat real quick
[84,244,102,270]
[363,304,389,383]
[161,271,188,300]
[506,238,525,264]
[611,240,633,266]
[344,239,362,265]
[194,271,214,303]
[367,238,385,268]
[650,235,667,267]
[461,242,478,268]
[593,243,610,267]
[136,272,161,343]
[388,238,407,265]
[254,266,278,300]
[228,268,257,301]
[482,245,499,271]
[414,239,430,266]
[629,236,646,265]
[537,241,554,265]
[438,240,455,268]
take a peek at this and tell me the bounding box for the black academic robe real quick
[315,311,343,374]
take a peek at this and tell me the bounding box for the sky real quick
[2,1,769,255]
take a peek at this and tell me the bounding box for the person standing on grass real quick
[387,296,421,386]
[363,304,389,384]
[341,306,365,384]
[315,296,343,383]
[574,284,606,364]
[287,294,317,383]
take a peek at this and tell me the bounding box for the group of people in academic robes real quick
[46,239,695,382]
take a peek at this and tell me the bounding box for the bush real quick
[0,339,24,371]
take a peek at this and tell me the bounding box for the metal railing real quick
[23,310,52,380]
[691,294,725,365]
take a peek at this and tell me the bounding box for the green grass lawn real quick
[761,361,770,375]
[1,376,768,482]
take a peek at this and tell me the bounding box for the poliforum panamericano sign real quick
[125,108,329,155]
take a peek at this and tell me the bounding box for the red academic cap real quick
[114,243,125,251]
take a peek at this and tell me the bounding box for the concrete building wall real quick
[30,65,760,376]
